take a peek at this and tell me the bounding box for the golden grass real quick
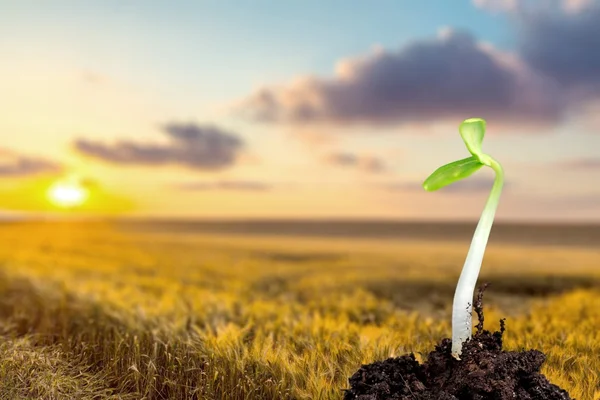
[0,222,598,399]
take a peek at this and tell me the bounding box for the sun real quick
[48,180,88,208]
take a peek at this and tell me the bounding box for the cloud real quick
[516,2,600,94]
[517,192,600,211]
[556,193,600,208]
[473,0,600,96]
[81,70,109,84]
[324,152,387,173]
[174,180,272,191]
[562,0,597,13]
[235,28,563,128]
[472,0,519,13]
[236,2,600,132]
[0,150,62,177]
[74,122,245,171]
[556,158,600,169]
[383,176,511,193]
[473,0,596,14]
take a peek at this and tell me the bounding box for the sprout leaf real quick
[459,118,486,157]
[423,156,484,191]
[422,117,505,359]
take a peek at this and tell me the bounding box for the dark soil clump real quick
[344,284,573,400]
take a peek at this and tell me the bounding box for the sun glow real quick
[48,180,88,208]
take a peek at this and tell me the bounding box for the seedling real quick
[422,117,505,359]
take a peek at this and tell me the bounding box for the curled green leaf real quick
[422,156,484,191]
[459,118,486,157]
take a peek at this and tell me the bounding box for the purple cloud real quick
[236,1,600,132]
[74,122,244,171]
[0,150,62,177]
[474,0,600,99]
[236,29,563,128]
[517,2,600,94]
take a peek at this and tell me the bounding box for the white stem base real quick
[451,158,504,359]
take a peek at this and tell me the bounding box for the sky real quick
[1,0,599,222]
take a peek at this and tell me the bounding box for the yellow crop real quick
[0,222,597,399]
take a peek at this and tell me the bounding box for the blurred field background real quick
[4,1,600,399]
[0,220,598,399]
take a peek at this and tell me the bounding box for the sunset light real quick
[0,2,598,399]
[48,180,88,208]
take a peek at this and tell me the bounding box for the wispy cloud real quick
[472,0,519,13]
[74,122,245,171]
[0,149,62,177]
[556,157,600,169]
[324,152,387,173]
[383,176,512,193]
[81,69,110,84]
[473,0,596,15]
[173,180,272,191]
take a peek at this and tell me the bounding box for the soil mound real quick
[344,285,572,400]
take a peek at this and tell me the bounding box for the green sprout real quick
[423,117,505,359]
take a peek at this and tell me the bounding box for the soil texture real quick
[344,284,573,400]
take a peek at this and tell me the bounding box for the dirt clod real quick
[344,285,573,400]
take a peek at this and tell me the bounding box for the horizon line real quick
[2,214,599,227]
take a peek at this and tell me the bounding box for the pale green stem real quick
[451,155,504,359]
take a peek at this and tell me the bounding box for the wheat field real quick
[0,221,598,399]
